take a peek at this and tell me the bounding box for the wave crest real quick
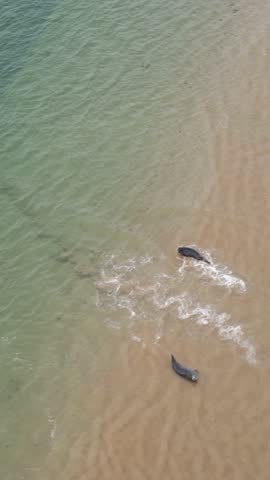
[96,253,256,364]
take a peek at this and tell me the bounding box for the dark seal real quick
[177,246,210,265]
[171,354,199,382]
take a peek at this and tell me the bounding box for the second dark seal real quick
[171,355,199,382]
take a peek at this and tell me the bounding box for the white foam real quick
[104,317,122,330]
[177,295,256,364]
[153,294,182,310]
[197,261,246,292]
[178,252,246,293]
[117,296,136,318]
[96,272,137,318]
[131,335,143,343]
[98,270,122,295]
[178,259,188,278]
[96,253,256,364]
[47,410,57,441]
[113,255,153,273]
[130,333,146,348]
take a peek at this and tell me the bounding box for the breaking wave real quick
[178,249,246,292]
[177,294,256,364]
[96,253,256,364]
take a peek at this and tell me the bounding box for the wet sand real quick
[45,11,270,480]
[2,2,270,479]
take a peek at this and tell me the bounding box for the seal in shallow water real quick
[171,355,199,382]
[177,246,210,265]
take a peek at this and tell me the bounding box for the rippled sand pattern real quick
[47,246,266,480]
[81,14,270,480]
[2,0,270,479]
[45,331,270,480]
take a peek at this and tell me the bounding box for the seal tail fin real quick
[203,258,211,265]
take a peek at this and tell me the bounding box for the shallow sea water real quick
[1,0,270,478]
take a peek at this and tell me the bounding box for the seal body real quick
[171,355,199,382]
[177,246,210,265]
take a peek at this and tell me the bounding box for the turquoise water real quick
[0,0,265,478]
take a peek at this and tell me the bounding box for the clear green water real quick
[0,0,260,478]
